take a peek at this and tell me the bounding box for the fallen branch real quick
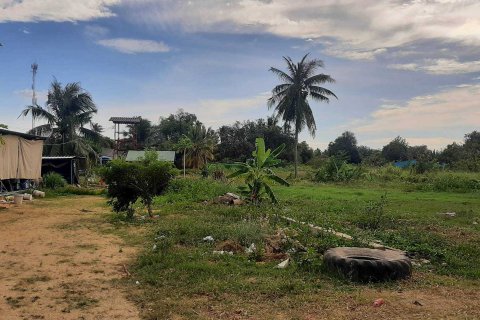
[122,264,131,277]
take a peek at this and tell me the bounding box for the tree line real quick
[17,54,479,173]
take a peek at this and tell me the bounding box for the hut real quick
[41,156,86,185]
[0,128,46,192]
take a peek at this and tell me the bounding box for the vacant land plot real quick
[2,181,479,319]
[0,196,139,319]
[123,179,480,319]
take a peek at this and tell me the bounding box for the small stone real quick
[203,236,214,242]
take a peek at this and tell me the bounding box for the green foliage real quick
[228,138,289,204]
[42,172,67,189]
[99,152,176,218]
[314,157,364,182]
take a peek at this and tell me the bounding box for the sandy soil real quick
[0,196,139,320]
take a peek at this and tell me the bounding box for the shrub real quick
[354,193,391,230]
[314,157,364,182]
[99,152,176,218]
[42,172,67,189]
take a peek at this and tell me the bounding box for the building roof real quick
[42,156,86,160]
[125,150,176,162]
[0,128,46,141]
[109,116,142,124]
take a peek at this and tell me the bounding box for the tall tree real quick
[20,80,99,157]
[327,131,361,164]
[268,54,337,177]
[382,136,409,161]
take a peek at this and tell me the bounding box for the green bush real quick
[42,172,67,189]
[314,157,364,182]
[99,152,176,218]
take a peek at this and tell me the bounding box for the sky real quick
[1,0,479,150]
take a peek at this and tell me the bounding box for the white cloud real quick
[0,0,119,23]
[348,84,480,148]
[390,59,480,74]
[122,0,480,60]
[96,38,170,54]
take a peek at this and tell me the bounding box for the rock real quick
[275,258,290,269]
[152,244,157,250]
[203,236,214,242]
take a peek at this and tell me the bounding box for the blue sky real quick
[1,0,479,150]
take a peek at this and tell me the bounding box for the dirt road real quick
[0,196,139,320]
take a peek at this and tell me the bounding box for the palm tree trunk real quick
[294,130,298,178]
[183,148,186,177]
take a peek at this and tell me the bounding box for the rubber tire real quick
[324,247,412,282]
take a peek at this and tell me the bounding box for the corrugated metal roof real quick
[125,150,176,162]
[0,128,46,140]
[42,156,86,159]
[109,116,142,124]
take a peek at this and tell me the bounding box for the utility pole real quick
[31,63,38,132]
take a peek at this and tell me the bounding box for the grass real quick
[102,172,480,318]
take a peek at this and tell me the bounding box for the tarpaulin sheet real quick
[0,135,43,179]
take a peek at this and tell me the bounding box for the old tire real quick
[324,247,412,282]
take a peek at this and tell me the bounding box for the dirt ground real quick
[0,196,139,320]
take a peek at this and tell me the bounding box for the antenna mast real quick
[31,63,38,131]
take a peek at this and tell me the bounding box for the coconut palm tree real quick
[20,80,99,157]
[268,54,337,178]
[176,136,193,177]
[185,123,216,169]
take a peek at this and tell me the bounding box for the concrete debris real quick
[275,258,290,269]
[212,250,234,255]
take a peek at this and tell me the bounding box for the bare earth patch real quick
[0,196,139,320]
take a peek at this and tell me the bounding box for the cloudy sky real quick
[1,0,479,150]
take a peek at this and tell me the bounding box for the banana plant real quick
[227,138,289,204]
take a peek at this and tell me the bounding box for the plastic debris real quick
[413,300,423,306]
[245,243,256,254]
[275,258,290,269]
[203,236,214,242]
[373,298,385,307]
[135,281,140,285]
[152,244,157,251]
